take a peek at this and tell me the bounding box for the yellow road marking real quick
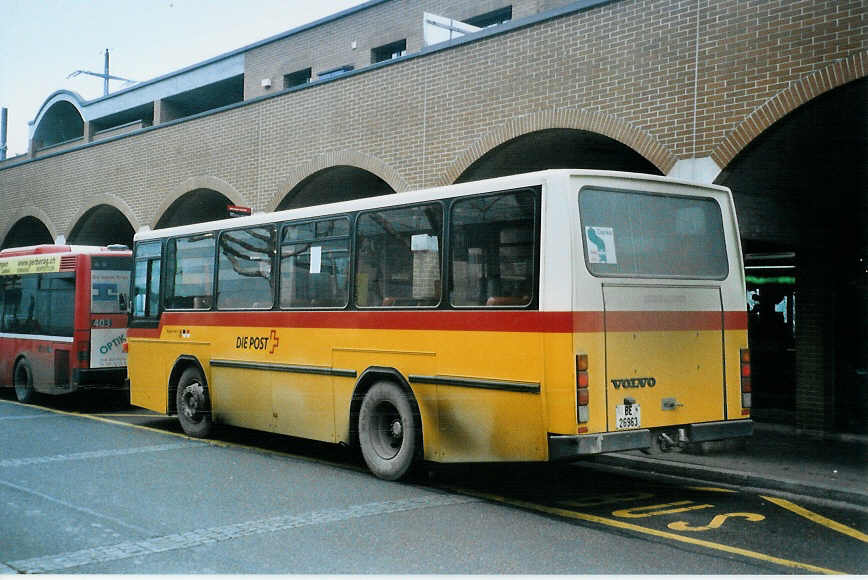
[92,413,165,418]
[688,486,737,493]
[444,486,845,575]
[668,512,765,532]
[561,492,655,508]
[762,496,868,543]
[612,500,713,518]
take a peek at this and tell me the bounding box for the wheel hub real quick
[390,419,403,439]
[182,382,203,419]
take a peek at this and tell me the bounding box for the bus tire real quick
[176,367,213,438]
[358,381,419,481]
[13,360,36,404]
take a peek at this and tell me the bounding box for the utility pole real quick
[68,49,136,96]
[103,49,109,96]
[1,107,7,161]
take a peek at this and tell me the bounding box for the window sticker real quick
[585,226,617,264]
[310,246,322,274]
[411,234,438,252]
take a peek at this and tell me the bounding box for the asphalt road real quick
[1,390,866,574]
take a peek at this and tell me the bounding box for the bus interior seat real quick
[486,296,529,306]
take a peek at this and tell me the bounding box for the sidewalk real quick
[587,422,868,508]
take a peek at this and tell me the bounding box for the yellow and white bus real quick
[127,169,752,480]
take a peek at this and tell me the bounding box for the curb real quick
[586,453,868,508]
[753,422,868,446]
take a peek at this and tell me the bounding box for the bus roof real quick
[134,169,731,242]
[0,244,131,258]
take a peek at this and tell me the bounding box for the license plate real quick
[615,403,641,430]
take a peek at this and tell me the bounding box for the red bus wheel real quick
[13,360,36,404]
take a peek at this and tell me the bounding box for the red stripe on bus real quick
[604,310,725,332]
[160,310,574,333]
[724,310,748,330]
[127,309,746,338]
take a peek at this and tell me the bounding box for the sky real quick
[0,0,368,158]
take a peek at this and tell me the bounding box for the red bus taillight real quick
[740,349,751,413]
[78,341,90,368]
[576,354,589,427]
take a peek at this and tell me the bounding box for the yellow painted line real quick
[612,500,714,518]
[92,413,165,418]
[762,496,868,543]
[443,486,845,575]
[687,486,738,493]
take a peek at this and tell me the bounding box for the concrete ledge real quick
[586,453,868,509]
[0,562,18,573]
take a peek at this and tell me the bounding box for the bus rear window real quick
[579,188,728,279]
[91,257,132,314]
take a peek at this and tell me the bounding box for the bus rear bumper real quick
[548,419,754,461]
[72,368,128,390]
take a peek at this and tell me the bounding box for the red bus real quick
[0,244,132,402]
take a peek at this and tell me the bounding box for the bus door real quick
[603,284,725,432]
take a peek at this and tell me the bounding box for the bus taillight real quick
[740,348,751,413]
[576,354,589,425]
[77,341,90,368]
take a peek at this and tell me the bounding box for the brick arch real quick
[441,108,678,185]
[66,194,142,240]
[267,150,410,212]
[152,175,249,229]
[712,51,868,170]
[0,206,58,248]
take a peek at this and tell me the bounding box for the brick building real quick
[0,0,865,433]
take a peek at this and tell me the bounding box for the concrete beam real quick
[667,157,722,184]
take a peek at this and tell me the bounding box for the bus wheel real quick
[13,360,36,403]
[176,367,213,438]
[358,381,419,481]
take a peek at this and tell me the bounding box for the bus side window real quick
[217,227,276,310]
[165,234,215,310]
[280,218,350,309]
[0,275,23,331]
[355,204,442,308]
[41,274,74,336]
[133,241,162,318]
[450,190,535,307]
[0,275,12,331]
[18,276,39,333]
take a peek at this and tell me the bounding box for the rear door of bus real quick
[578,185,731,432]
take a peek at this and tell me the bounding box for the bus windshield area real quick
[579,188,728,279]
